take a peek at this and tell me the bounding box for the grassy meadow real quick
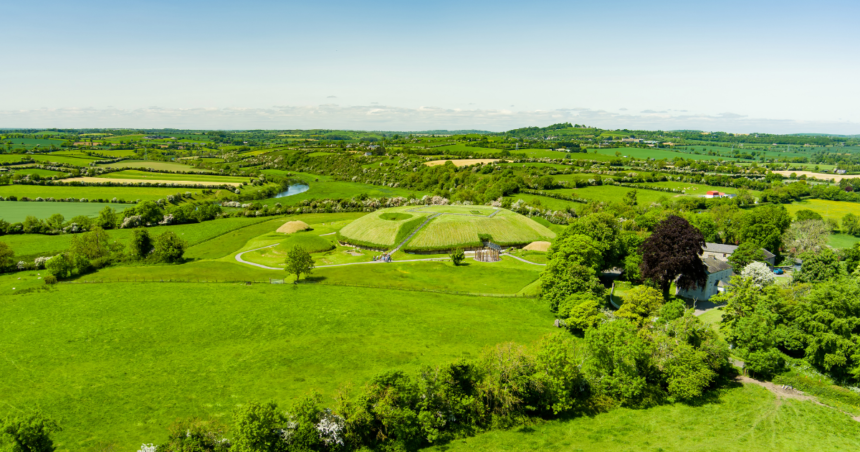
[550,185,673,205]
[0,280,554,451]
[785,198,860,223]
[0,184,208,202]
[6,167,68,178]
[0,200,128,223]
[3,216,270,260]
[98,160,208,172]
[96,170,251,183]
[425,384,860,452]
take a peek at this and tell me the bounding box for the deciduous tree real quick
[782,219,829,256]
[153,231,187,263]
[639,215,708,299]
[0,241,13,269]
[285,246,315,283]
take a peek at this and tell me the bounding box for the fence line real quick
[58,278,539,299]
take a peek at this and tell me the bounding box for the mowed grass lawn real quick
[424,383,860,451]
[0,184,207,202]
[0,281,555,451]
[96,170,251,183]
[829,233,860,249]
[0,200,129,223]
[786,199,860,223]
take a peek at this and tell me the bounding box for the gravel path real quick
[390,213,441,253]
[502,253,546,266]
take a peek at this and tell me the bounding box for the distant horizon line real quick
[1,105,858,135]
[1,126,859,138]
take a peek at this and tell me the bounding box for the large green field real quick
[1,137,65,149]
[96,169,250,183]
[786,199,860,222]
[5,167,68,178]
[426,383,860,451]
[98,160,208,172]
[549,185,673,205]
[0,153,99,166]
[0,200,129,223]
[1,216,270,260]
[0,184,207,203]
[595,146,740,162]
[0,279,554,451]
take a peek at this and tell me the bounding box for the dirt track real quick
[737,376,860,422]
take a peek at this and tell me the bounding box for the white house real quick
[676,256,733,301]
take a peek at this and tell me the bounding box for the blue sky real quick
[2,0,859,133]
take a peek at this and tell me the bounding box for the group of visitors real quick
[373,253,392,263]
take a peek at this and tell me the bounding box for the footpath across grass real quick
[0,280,555,451]
[424,383,860,451]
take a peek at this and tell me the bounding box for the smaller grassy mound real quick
[273,233,335,254]
[523,241,551,251]
[277,220,310,234]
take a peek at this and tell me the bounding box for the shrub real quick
[0,411,61,452]
[45,254,73,279]
[44,275,57,285]
[450,248,465,266]
[153,231,187,263]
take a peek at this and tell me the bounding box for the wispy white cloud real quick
[0,105,857,134]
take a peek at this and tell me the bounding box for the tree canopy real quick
[639,215,708,299]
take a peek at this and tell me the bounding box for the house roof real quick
[704,243,738,254]
[703,256,732,273]
[704,242,774,259]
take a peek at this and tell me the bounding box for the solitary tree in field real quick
[285,246,314,283]
[640,215,708,299]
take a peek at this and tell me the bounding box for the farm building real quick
[703,242,776,266]
[676,256,733,301]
